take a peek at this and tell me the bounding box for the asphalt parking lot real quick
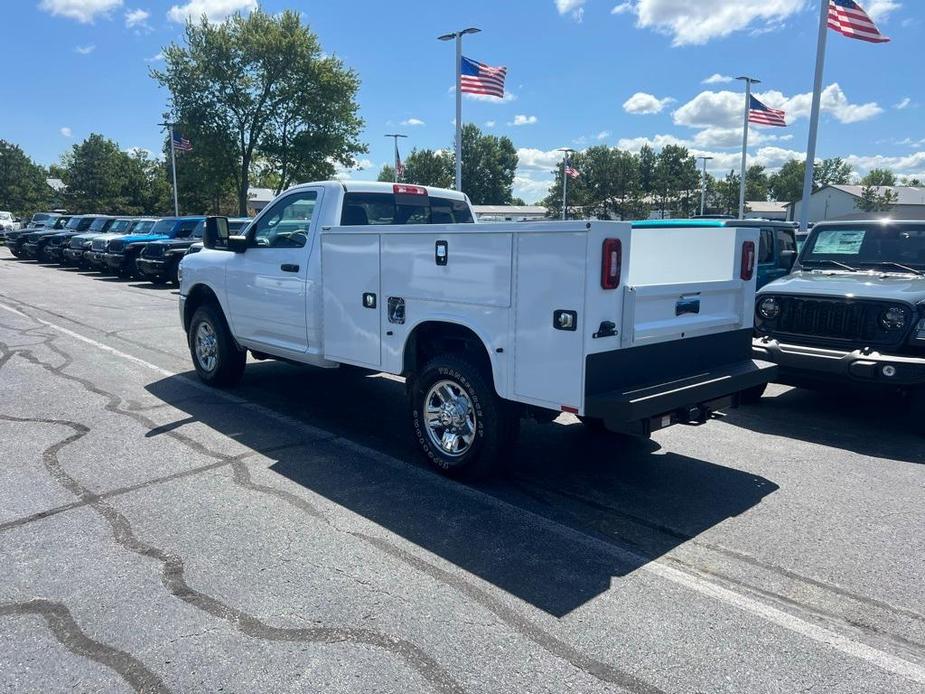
[1,247,923,693]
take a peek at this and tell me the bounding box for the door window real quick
[252,191,317,248]
[758,228,775,264]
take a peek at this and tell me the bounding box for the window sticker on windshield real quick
[812,229,866,255]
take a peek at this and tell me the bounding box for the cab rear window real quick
[341,193,473,226]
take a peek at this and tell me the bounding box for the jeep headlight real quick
[757,296,780,320]
[913,318,925,341]
[879,307,907,331]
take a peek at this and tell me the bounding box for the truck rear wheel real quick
[409,354,517,479]
[188,303,246,387]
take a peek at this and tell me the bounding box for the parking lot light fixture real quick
[438,27,482,191]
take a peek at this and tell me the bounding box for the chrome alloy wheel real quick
[194,321,218,373]
[423,379,477,457]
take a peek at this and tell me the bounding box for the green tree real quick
[377,164,396,182]
[857,186,898,212]
[153,9,365,215]
[653,145,699,217]
[816,157,853,187]
[0,140,51,217]
[460,124,518,204]
[860,168,897,187]
[162,129,239,214]
[60,133,129,213]
[745,164,769,202]
[900,176,922,187]
[638,144,657,195]
[122,149,173,215]
[714,171,741,215]
[402,149,454,188]
[768,159,805,203]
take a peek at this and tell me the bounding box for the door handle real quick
[280,263,299,273]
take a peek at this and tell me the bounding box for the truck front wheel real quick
[188,304,246,387]
[409,355,517,479]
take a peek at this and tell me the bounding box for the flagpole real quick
[558,148,574,220]
[799,1,830,232]
[385,134,407,182]
[737,76,759,220]
[698,156,713,216]
[167,123,179,217]
[438,28,479,192]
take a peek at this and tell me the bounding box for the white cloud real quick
[611,2,633,15]
[613,0,806,46]
[845,152,925,177]
[39,0,122,23]
[75,44,96,54]
[894,97,912,110]
[144,51,164,62]
[484,120,496,128]
[510,115,538,126]
[702,73,733,84]
[125,7,151,30]
[167,0,257,24]
[60,127,73,138]
[864,1,902,23]
[596,130,611,140]
[555,0,586,21]
[400,118,425,126]
[513,174,554,204]
[673,83,882,129]
[623,92,674,115]
[517,147,566,172]
[334,158,376,180]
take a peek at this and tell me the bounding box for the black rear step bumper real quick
[753,337,925,386]
[584,358,777,436]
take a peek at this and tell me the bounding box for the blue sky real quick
[2,0,922,202]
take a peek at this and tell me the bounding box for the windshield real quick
[149,219,178,236]
[108,219,133,233]
[801,223,925,271]
[32,213,54,223]
[130,220,156,233]
[0,212,11,221]
[65,217,84,230]
[88,217,111,232]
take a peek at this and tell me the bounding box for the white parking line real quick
[2,298,923,685]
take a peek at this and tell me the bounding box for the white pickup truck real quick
[178,181,775,477]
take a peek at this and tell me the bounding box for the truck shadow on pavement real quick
[722,386,924,465]
[147,362,778,617]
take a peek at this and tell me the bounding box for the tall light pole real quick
[558,148,575,220]
[736,76,760,220]
[438,27,480,192]
[385,133,407,181]
[799,0,831,232]
[160,121,179,216]
[697,156,713,216]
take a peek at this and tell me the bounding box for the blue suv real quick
[101,216,204,277]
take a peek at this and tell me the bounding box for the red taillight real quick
[740,241,756,281]
[393,184,427,196]
[600,238,622,290]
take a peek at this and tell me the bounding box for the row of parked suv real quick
[3,213,250,284]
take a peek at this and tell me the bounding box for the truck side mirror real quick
[203,217,229,250]
[227,235,249,253]
[780,249,797,271]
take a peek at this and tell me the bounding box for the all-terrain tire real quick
[409,354,518,479]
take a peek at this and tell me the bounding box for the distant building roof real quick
[247,187,276,204]
[827,184,925,205]
[46,178,66,192]
[472,205,547,215]
[746,200,788,214]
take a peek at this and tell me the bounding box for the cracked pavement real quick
[0,248,923,693]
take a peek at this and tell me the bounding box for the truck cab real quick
[179,181,774,477]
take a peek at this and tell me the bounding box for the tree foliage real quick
[377,164,396,182]
[459,124,518,205]
[542,146,647,219]
[857,186,899,212]
[152,9,365,214]
[0,140,50,217]
[401,149,454,189]
[860,168,897,187]
[815,157,853,187]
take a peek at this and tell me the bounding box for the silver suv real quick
[752,220,925,416]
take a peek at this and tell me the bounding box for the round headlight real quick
[758,297,781,320]
[879,306,907,330]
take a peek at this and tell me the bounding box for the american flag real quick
[460,56,507,99]
[828,0,890,43]
[395,158,405,181]
[564,157,580,179]
[172,130,192,152]
[748,95,787,128]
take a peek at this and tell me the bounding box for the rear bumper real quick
[585,358,777,434]
[753,337,925,386]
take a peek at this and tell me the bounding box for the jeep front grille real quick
[773,296,911,346]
